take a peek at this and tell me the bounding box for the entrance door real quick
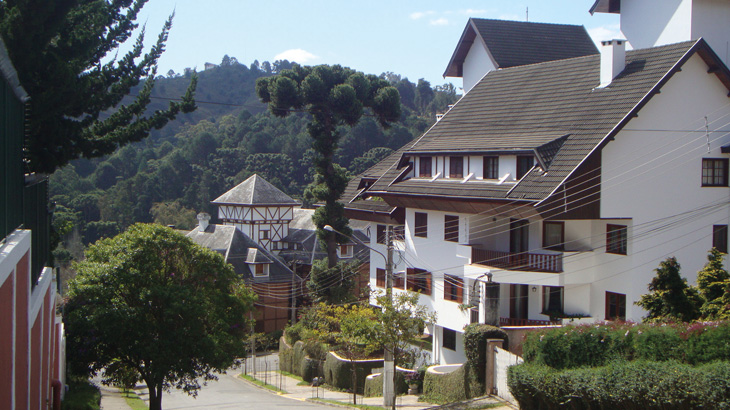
[510,284,529,321]
[510,219,529,269]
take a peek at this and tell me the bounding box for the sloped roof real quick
[589,0,620,14]
[212,174,299,206]
[369,40,725,202]
[444,18,598,77]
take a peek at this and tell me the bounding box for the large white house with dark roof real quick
[345,3,730,364]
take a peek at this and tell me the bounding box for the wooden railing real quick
[500,317,559,326]
[471,247,563,273]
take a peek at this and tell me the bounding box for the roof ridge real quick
[470,17,589,28]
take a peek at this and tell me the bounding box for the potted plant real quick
[404,370,422,394]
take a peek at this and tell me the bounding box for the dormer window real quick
[419,157,432,177]
[516,156,534,180]
[337,244,354,258]
[483,156,498,179]
[449,156,464,178]
[253,263,270,277]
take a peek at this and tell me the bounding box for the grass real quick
[120,390,148,410]
[311,398,385,410]
[238,374,289,394]
[277,370,311,386]
[61,377,101,410]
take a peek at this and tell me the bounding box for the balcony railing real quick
[500,317,559,326]
[471,247,563,273]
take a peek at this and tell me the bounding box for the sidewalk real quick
[96,381,133,410]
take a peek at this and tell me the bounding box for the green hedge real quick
[61,377,101,410]
[463,324,508,383]
[522,321,730,369]
[323,351,384,393]
[279,339,322,382]
[420,364,483,405]
[508,360,730,410]
[363,371,408,397]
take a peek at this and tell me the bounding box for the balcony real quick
[471,247,563,273]
[500,317,560,326]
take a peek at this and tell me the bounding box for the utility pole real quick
[383,225,395,410]
[291,261,297,325]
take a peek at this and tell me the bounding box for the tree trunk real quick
[326,229,338,268]
[148,383,163,410]
[351,360,357,404]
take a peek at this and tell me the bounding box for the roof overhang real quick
[589,0,621,15]
[443,19,496,78]
[369,192,538,216]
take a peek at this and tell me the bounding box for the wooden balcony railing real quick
[471,247,563,273]
[500,317,559,327]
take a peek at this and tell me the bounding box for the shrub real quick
[684,322,730,364]
[323,352,384,392]
[61,377,101,410]
[363,371,408,397]
[463,324,508,382]
[509,360,730,410]
[285,321,305,345]
[632,324,683,362]
[421,364,483,404]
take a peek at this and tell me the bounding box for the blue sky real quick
[133,1,620,90]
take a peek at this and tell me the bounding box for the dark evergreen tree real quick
[0,0,197,173]
[697,248,730,319]
[636,257,701,322]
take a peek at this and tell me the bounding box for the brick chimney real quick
[599,39,626,88]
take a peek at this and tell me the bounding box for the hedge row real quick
[323,351,384,393]
[420,364,483,405]
[508,360,730,410]
[463,324,508,383]
[363,371,408,397]
[279,338,321,382]
[522,321,730,369]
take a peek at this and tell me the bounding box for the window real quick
[393,271,405,289]
[443,328,457,351]
[702,158,729,186]
[483,156,498,179]
[415,212,428,238]
[605,291,626,320]
[444,275,464,303]
[253,264,269,277]
[470,309,479,324]
[606,224,628,255]
[449,156,463,178]
[406,268,432,295]
[376,224,386,244]
[376,268,385,288]
[543,221,565,251]
[444,215,459,242]
[516,156,534,180]
[338,244,354,258]
[542,286,564,314]
[419,156,432,177]
[713,225,728,253]
[259,230,269,240]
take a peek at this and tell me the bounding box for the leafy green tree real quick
[256,64,400,267]
[65,224,255,410]
[149,201,197,230]
[306,258,358,305]
[350,147,394,175]
[636,257,701,322]
[0,1,197,173]
[697,248,730,319]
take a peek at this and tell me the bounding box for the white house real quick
[344,5,730,364]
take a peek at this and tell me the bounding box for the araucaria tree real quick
[636,256,701,322]
[256,64,400,267]
[0,1,197,173]
[65,224,255,410]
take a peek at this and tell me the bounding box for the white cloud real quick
[587,25,628,48]
[410,11,435,20]
[274,49,318,64]
[430,18,449,26]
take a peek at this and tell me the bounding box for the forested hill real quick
[50,56,459,257]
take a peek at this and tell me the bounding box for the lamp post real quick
[323,224,396,409]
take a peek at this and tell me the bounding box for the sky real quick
[130,0,621,91]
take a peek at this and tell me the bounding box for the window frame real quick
[253,264,270,277]
[337,244,354,258]
[444,215,459,243]
[606,224,628,255]
[605,291,626,320]
[542,286,564,314]
[713,225,728,254]
[449,156,464,178]
[483,156,499,179]
[542,221,565,251]
[406,267,432,295]
[444,275,464,303]
[376,224,386,245]
[442,328,457,351]
[376,268,385,288]
[516,155,534,180]
[702,158,729,187]
[414,212,428,238]
[419,156,432,178]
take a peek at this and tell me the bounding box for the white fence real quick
[494,347,523,405]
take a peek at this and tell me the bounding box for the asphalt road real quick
[154,371,330,410]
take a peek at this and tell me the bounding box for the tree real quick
[256,64,400,267]
[697,248,730,319]
[65,224,255,410]
[636,257,701,322]
[0,1,197,173]
[306,258,357,305]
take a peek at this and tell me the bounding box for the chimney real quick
[599,39,626,88]
[197,212,210,231]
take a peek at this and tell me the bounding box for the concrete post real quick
[485,339,504,395]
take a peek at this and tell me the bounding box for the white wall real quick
[600,53,730,321]
[462,41,496,94]
[620,0,691,49]
[692,0,730,65]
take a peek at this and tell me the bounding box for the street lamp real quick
[323,224,396,409]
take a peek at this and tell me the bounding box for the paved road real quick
[148,371,331,410]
